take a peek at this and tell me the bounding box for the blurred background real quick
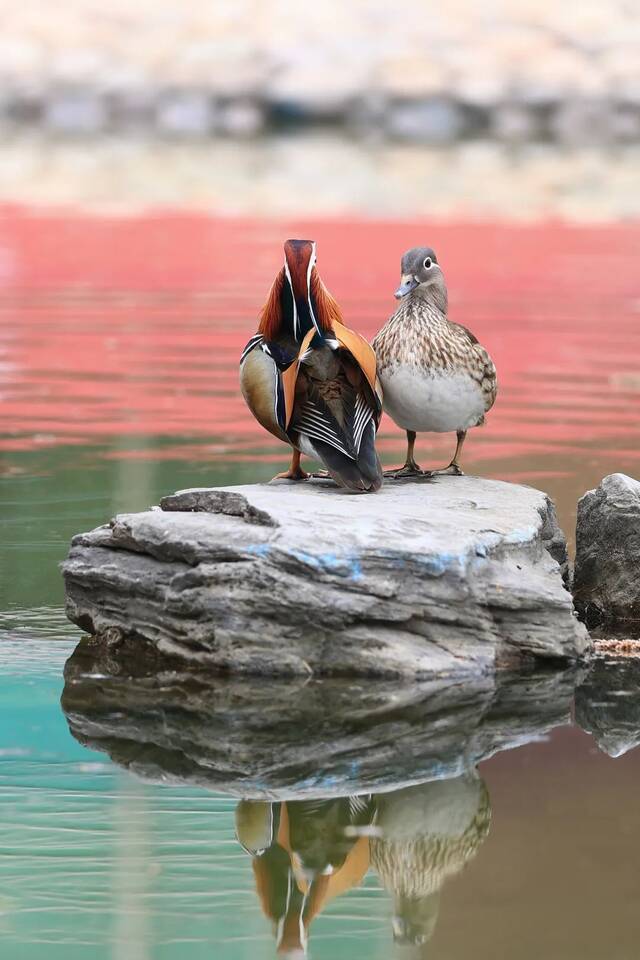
[1,6,640,957]
[0,0,638,216]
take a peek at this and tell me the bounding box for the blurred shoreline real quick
[0,133,638,221]
[0,1,638,143]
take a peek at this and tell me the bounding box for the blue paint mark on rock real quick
[289,549,363,581]
[245,543,271,557]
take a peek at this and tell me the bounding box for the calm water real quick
[2,205,640,958]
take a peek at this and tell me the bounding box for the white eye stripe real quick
[306,240,320,335]
[283,257,299,338]
[284,241,320,340]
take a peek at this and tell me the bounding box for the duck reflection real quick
[235,775,490,955]
[372,774,490,947]
[236,797,375,956]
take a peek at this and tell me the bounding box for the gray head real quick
[391,891,441,947]
[395,247,447,310]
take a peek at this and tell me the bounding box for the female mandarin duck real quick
[371,774,491,948]
[240,239,383,492]
[373,247,497,478]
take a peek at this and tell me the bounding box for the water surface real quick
[1,204,640,957]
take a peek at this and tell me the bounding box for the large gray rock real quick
[574,473,640,625]
[61,476,589,677]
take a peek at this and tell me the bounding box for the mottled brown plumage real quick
[374,299,497,411]
[373,246,497,477]
[371,775,491,947]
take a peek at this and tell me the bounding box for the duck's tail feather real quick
[301,420,382,492]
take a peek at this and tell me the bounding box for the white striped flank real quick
[293,400,355,460]
[293,392,375,461]
[348,794,373,818]
[352,392,374,454]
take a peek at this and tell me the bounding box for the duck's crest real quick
[258,267,286,340]
[258,261,341,342]
[310,268,344,330]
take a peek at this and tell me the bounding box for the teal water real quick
[1,632,389,959]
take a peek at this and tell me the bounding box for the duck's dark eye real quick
[424,257,432,269]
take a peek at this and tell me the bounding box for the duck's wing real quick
[331,326,380,411]
[450,323,498,416]
[290,337,382,492]
[239,333,296,443]
[474,344,498,413]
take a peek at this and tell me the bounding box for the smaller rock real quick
[160,487,277,527]
[574,473,640,624]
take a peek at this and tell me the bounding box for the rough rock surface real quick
[573,473,640,624]
[62,637,579,799]
[61,476,588,677]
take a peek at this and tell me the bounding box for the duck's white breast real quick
[381,366,485,433]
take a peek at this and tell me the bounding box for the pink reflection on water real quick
[1,210,639,468]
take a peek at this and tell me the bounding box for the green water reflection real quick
[1,439,282,610]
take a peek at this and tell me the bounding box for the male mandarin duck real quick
[372,246,497,478]
[240,239,383,492]
[286,795,376,885]
[235,797,373,958]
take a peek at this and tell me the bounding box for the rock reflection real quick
[576,655,640,758]
[61,638,577,798]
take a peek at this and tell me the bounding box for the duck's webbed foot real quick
[384,430,424,478]
[272,467,309,481]
[383,460,424,479]
[423,430,466,478]
[271,450,309,482]
[424,462,464,478]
